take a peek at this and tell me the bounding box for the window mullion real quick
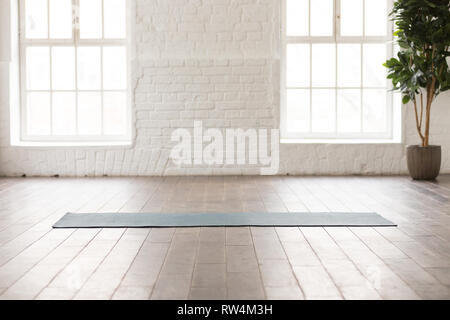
[334,0,338,40]
[335,45,338,134]
[360,43,364,133]
[47,0,50,39]
[363,0,366,37]
[101,0,105,135]
[101,0,105,40]
[308,0,311,36]
[334,0,338,133]
[47,0,53,135]
[100,46,104,135]
[72,0,79,134]
[49,46,53,135]
[309,43,312,133]
[387,40,394,138]
[73,0,79,43]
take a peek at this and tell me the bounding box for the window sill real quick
[10,140,133,148]
[280,138,402,145]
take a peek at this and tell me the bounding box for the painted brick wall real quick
[0,0,449,176]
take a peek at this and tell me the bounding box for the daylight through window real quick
[282,0,395,140]
[20,0,129,142]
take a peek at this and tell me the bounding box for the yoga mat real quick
[53,212,396,228]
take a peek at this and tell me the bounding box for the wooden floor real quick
[0,175,449,300]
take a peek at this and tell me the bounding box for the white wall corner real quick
[3,0,21,145]
[0,0,11,62]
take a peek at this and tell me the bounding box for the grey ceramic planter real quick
[406,145,441,180]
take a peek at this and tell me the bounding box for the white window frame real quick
[281,0,396,141]
[18,0,132,143]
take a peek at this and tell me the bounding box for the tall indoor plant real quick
[384,0,450,180]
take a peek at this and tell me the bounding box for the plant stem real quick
[413,97,425,146]
[419,93,424,129]
[424,77,437,147]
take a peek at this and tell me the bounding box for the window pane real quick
[363,44,386,87]
[103,46,127,90]
[312,44,335,87]
[337,44,361,87]
[337,89,361,132]
[52,92,76,135]
[363,89,387,132]
[78,92,102,135]
[286,89,310,132]
[52,47,75,90]
[27,92,50,135]
[79,0,102,39]
[341,0,363,36]
[25,0,48,39]
[286,0,308,36]
[365,0,387,36]
[104,0,126,39]
[26,47,50,90]
[312,89,335,132]
[311,0,333,36]
[49,0,72,39]
[77,47,101,90]
[286,44,310,87]
[104,92,127,135]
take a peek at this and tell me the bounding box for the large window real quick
[281,0,395,140]
[19,0,130,143]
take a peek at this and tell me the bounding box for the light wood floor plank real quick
[0,176,448,300]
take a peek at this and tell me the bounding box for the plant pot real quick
[406,145,441,180]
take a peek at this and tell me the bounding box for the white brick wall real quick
[0,0,449,176]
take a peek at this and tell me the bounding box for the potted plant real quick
[384,0,450,180]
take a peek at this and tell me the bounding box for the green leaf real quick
[386,0,450,101]
[402,95,411,104]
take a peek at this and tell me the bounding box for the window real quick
[281,0,395,140]
[19,0,130,143]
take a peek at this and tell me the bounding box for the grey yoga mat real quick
[53,212,396,228]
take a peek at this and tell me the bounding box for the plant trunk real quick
[423,79,436,147]
[424,102,431,147]
[413,98,425,147]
